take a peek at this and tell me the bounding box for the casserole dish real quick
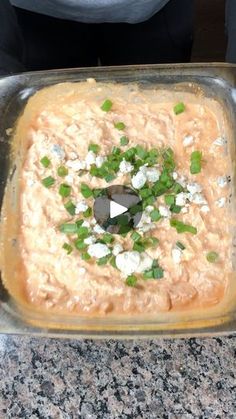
[0,63,236,338]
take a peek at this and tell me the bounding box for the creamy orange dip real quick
[16,79,232,315]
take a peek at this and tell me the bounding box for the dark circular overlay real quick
[93,185,143,234]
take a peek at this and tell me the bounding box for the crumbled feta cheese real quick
[64,174,74,184]
[177,175,187,188]
[68,151,78,160]
[85,151,96,169]
[131,171,147,189]
[112,243,123,256]
[187,182,202,194]
[175,192,188,207]
[119,159,134,174]
[181,207,189,214]
[217,176,228,188]
[75,201,88,215]
[27,179,35,187]
[172,172,178,180]
[216,197,226,208]
[82,220,90,228]
[116,251,140,276]
[145,205,155,213]
[145,167,161,182]
[65,124,79,136]
[190,193,207,205]
[95,156,106,168]
[84,236,96,245]
[66,159,86,171]
[172,248,182,264]
[91,218,97,226]
[183,135,194,147]
[78,267,86,275]
[213,137,227,146]
[93,224,104,234]
[159,205,171,218]
[136,253,153,273]
[87,243,110,259]
[200,205,210,213]
[51,144,65,160]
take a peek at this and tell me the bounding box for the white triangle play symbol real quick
[110,200,128,219]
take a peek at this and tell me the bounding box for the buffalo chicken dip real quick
[15,80,232,315]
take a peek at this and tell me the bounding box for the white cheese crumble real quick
[78,267,86,275]
[200,205,210,213]
[116,251,141,276]
[213,137,227,146]
[186,182,202,194]
[217,176,228,188]
[119,159,134,174]
[171,247,182,264]
[136,253,153,273]
[159,205,171,218]
[85,151,96,169]
[131,171,146,189]
[190,193,207,205]
[87,243,110,259]
[84,236,96,245]
[64,174,74,184]
[112,243,124,256]
[175,192,188,207]
[172,172,178,180]
[82,220,90,228]
[65,124,79,136]
[183,135,194,147]
[75,201,88,215]
[51,144,65,160]
[140,166,160,182]
[66,159,86,171]
[216,197,226,208]
[95,156,106,168]
[93,224,105,234]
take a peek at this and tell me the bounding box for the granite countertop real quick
[0,335,235,418]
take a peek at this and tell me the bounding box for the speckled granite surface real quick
[0,335,236,418]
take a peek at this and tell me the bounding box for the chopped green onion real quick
[153,267,164,279]
[126,275,138,287]
[59,183,71,198]
[88,144,100,154]
[57,166,68,177]
[110,255,117,269]
[170,219,197,235]
[112,146,121,155]
[114,121,126,130]
[75,239,87,250]
[42,176,55,188]
[133,242,145,252]
[81,252,91,261]
[64,200,76,216]
[120,136,129,146]
[190,151,203,175]
[170,204,182,214]
[83,207,92,218]
[131,231,142,242]
[172,183,184,194]
[40,156,51,168]
[143,270,153,279]
[150,209,161,222]
[60,223,78,234]
[129,204,142,215]
[105,173,116,183]
[206,251,219,263]
[62,243,73,254]
[76,220,84,228]
[174,102,185,115]
[102,233,114,244]
[81,183,93,198]
[136,145,148,160]
[165,195,175,206]
[101,99,113,112]
[77,226,89,239]
[139,188,152,199]
[143,196,156,207]
[92,188,103,198]
[148,237,159,247]
[122,147,136,161]
[97,255,111,265]
[176,241,186,250]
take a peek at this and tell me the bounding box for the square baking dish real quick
[0,63,236,338]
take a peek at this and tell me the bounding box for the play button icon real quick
[93,185,143,234]
[110,201,128,219]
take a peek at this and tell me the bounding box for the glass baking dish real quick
[1,63,236,339]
